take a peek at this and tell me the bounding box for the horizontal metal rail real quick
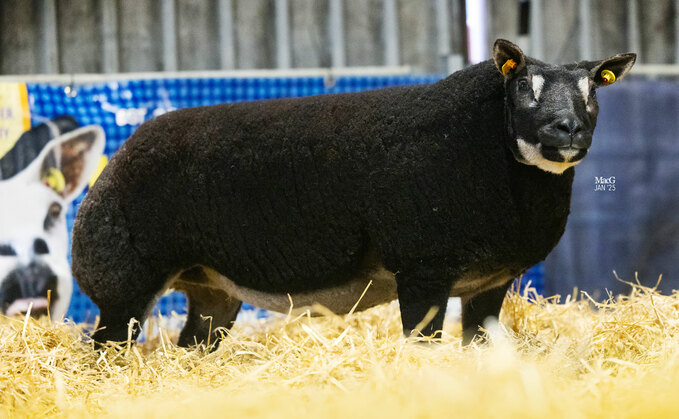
[0,66,414,84]
[629,64,679,77]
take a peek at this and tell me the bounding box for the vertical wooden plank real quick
[579,0,592,59]
[118,0,162,72]
[39,0,59,73]
[161,0,178,71]
[275,0,291,68]
[235,0,274,69]
[291,0,329,68]
[627,0,641,61]
[450,0,467,60]
[638,0,673,63]
[177,0,218,71]
[383,0,400,66]
[0,1,41,74]
[329,0,346,67]
[398,0,435,71]
[676,0,679,63]
[345,0,382,67]
[101,0,120,73]
[218,0,236,69]
[435,0,451,58]
[590,0,626,60]
[57,0,101,73]
[530,0,544,60]
[540,1,577,63]
[487,0,519,43]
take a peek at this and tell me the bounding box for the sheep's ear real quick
[582,53,636,87]
[493,39,526,78]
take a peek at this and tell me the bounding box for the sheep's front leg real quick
[176,285,242,348]
[396,273,453,338]
[460,281,513,345]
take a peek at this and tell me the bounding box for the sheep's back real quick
[94,87,423,292]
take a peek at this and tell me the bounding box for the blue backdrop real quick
[24,74,544,323]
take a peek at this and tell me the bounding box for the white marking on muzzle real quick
[516,138,579,174]
[559,148,581,162]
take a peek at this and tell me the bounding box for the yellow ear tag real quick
[601,69,616,84]
[502,59,517,75]
[44,168,66,194]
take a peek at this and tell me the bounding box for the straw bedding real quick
[3,280,679,418]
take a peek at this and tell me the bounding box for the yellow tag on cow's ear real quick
[44,168,66,193]
[502,59,517,75]
[601,69,616,84]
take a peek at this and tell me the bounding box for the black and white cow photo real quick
[0,116,105,320]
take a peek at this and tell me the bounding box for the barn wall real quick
[2,0,673,75]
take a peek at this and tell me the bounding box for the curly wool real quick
[72,60,573,330]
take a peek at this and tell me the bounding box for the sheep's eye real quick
[517,79,530,91]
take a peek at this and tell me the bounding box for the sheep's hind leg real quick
[174,268,242,348]
[460,280,513,345]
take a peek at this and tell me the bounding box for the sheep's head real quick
[494,39,636,174]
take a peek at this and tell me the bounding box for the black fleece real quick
[72,60,573,343]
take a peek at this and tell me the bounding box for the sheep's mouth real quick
[540,145,588,163]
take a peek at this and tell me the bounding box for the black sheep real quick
[72,40,636,347]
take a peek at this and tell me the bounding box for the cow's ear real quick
[493,39,526,78]
[581,53,637,87]
[31,126,106,202]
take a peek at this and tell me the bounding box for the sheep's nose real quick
[554,118,583,137]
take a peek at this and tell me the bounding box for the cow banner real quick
[0,83,31,158]
[0,75,544,324]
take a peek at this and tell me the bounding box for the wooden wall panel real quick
[118,0,162,72]
[0,0,676,75]
[291,0,330,68]
[57,0,102,73]
[0,1,41,74]
[234,0,274,69]
[177,0,220,71]
[344,0,382,67]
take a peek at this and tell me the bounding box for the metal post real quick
[529,0,543,60]
[628,0,640,62]
[218,0,236,70]
[329,0,346,67]
[275,0,291,69]
[39,0,59,74]
[161,0,178,71]
[383,0,400,66]
[578,0,592,60]
[672,0,679,64]
[451,0,468,66]
[101,0,119,73]
[435,0,451,73]
[517,0,531,53]
[465,0,488,64]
